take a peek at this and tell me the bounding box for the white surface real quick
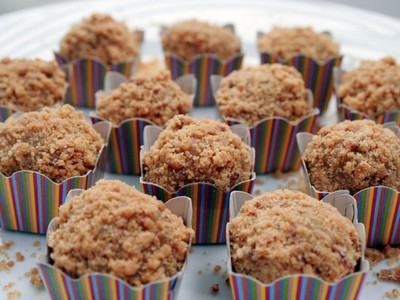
[0,1,399,299]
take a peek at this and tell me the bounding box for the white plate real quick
[0,1,399,299]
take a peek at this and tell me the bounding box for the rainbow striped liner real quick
[227,191,369,300]
[54,53,137,108]
[334,67,400,125]
[90,72,196,175]
[37,193,193,300]
[164,53,243,106]
[0,105,16,122]
[211,76,319,173]
[297,125,400,246]
[140,125,256,244]
[0,122,111,234]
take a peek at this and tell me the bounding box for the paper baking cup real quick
[211,76,319,174]
[0,122,111,234]
[0,105,16,122]
[297,124,400,246]
[90,72,196,175]
[227,190,369,300]
[37,191,192,300]
[54,54,138,108]
[140,125,255,244]
[334,67,400,125]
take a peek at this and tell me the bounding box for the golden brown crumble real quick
[378,266,400,283]
[339,57,400,118]
[0,58,66,112]
[230,190,361,283]
[143,115,252,192]
[48,180,192,287]
[96,70,192,126]
[365,248,385,266]
[303,120,400,193]
[257,27,339,63]
[162,20,240,61]
[60,14,141,64]
[0,105,104,182]
[209,283,220,294]
[216,64,310,126]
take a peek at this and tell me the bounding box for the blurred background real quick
[1,0,400,18]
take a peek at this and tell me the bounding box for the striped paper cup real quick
[0,121,111,234]
[258,32,342,114]
[37,191,193,300]
[227,190,369,300]
[54,46,141,108]
[140,125,256,244]
[90,71,196,175]
[297,124,400,246]
[211,76,319,174]
[334,67,400,125]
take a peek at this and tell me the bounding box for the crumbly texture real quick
[339,57,400,118]
[303,120,400,194]
[378,266,400,283]
[0,58,66,112]
[216,64,310,125]
[60,14,141,64]
[96,70,192,126]
[143,115,252,192]
[230,190,361,283]
[162,20,241,61]
[48,180,192,286]
[257,27,339,63]
[0,105,104,183]
[365,248,385,266]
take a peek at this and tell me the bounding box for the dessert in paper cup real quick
[297,120,400,246]
[55,14,143,108]
[90,70,196,175]
[211,64,319,174]
[0,105,111,234]
[257,27,343,113]
[161,20,243,106]
[37,180,193,300]
[140,115,255,244]
[227,190,369,300]
[334,57,400,125]
[0,58,68,122]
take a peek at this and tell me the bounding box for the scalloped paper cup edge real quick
[37,190,192,300]
[226,191,369,300]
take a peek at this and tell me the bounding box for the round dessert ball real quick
[60,14,141,64]
[230,189,361,283]
[96,70,192,126]
[48,180,192,286]
[216,64,311,126]
[142,115,252,192]
[257,27,339,63]
[303,120,400,194]
[161,20,241,61]
[339,57,400,118]
[0,105,104,182]
[0,58,66,112]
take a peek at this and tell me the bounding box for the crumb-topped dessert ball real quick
[339,57,400,118]
[303,120,400,194]
[143,115,252,192]
[60,14,141,64]
[161,20,241,61]
[96,70,192,126]
[257,27,339,63]
[48,180,192,286]
[216,64,310,125]
[0,58,66,112]
[0,105,104,182]
[230,189,361,283]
